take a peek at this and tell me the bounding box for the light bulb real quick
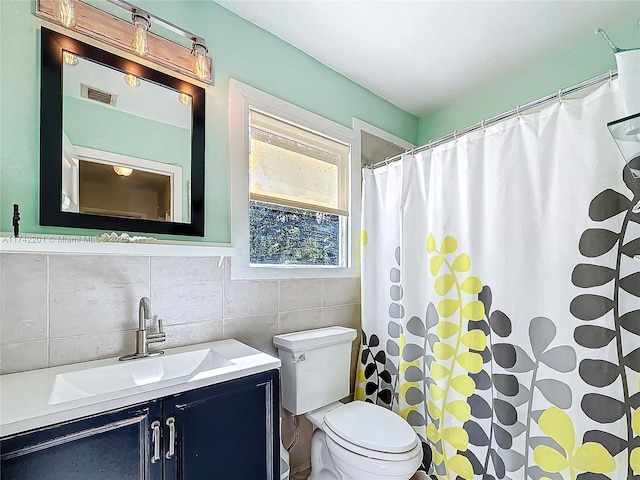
[178,93,192,106]
[132,22,149,57]
[194,51,209,81]
[57,0,76,28]
[63,51,78,66]
[192,41,210,81]
[124,74,140,88]
[113,166,134,177]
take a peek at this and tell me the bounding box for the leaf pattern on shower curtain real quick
[424,237,588,480]
[534,407,616,476]
[475,288,526,480]
[357,233,624,480]
[357,245,402,409]
[570,167,640,480]
[496,313,615,480]
[424,235,488,480]
[356,245,434,474]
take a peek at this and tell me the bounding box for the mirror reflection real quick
[61,52,192,223]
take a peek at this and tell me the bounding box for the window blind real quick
[249,110,350,216]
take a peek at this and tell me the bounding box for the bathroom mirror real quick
[40,27,205,236]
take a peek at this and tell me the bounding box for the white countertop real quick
[0,234,242,258]
[0,340,280,438]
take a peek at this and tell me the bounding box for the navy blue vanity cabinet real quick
[0,400,163,480]
[1,370,279,480]
[163,370,280,480]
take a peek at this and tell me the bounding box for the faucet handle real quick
[147,318,166,344]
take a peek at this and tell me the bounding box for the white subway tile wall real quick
[0,253,360,374]
[1,254,48,344]
[279,279,323,312]
[48,255,150,338]
[150,257,224,326]
[278,308,324,335]
[0,340,49,373]
[0,253,360,474]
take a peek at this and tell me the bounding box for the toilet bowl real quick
[273,327,422,480]
[280,457,290,480]
[307,401,422,480]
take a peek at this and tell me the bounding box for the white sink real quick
[48,348,233,405]
[1,339,281,437]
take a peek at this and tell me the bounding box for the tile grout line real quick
[221,256,226,337]
[321,279,325,326]
[46,254,50,367]
[276,279,281,332]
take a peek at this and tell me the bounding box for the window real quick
[249,110,349,266]
[230,80,359,278]
[249,201,342,265]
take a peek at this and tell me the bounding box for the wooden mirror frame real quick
[40,27,206,236]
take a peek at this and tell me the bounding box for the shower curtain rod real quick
[369,69,619,169]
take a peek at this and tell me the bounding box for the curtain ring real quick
[481,119,486,132]
[558,89,563,103]
[516,105,521,119]
[608,69,613,86]
[453,130,458,141]
[428,140,433,150]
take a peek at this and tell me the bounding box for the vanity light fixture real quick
[57,0,76,28]
[131,9,150,57]
[36,0,214,85]
[63,51,78,66]
[178,92,192,106]
[124,73,140,88]
[113,166,134,177]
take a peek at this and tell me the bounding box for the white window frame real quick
[65,144,184,222]
[352,118,415,169]
[229,79,359,279]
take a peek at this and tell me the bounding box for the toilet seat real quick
[324,425,422,463]
[322,402,420,461]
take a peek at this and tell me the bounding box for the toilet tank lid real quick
[273,327,357,352]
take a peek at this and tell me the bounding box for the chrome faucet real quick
[119,297,166,361]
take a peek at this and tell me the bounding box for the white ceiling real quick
[217,1,639,117]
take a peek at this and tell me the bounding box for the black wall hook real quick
[12,204,20,238]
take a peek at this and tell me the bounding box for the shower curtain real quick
[356,81,640,480]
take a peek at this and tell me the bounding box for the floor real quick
[411,473,430,480]
[291,471,429,479]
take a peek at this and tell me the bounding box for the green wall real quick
[63,96,190,171]
[4,0,635,241]
[418,21,640,143]
[0,0,418,242]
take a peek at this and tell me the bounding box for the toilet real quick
[273,326,422,480]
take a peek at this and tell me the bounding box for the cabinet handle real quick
[151,420,161,463]
[166,417,176,460]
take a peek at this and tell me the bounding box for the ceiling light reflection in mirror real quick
[62,52,192,223]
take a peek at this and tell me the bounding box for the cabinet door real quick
[1,400,163,480]
[164,370,279,480]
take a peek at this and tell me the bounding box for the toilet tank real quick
[273,327,357,415]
